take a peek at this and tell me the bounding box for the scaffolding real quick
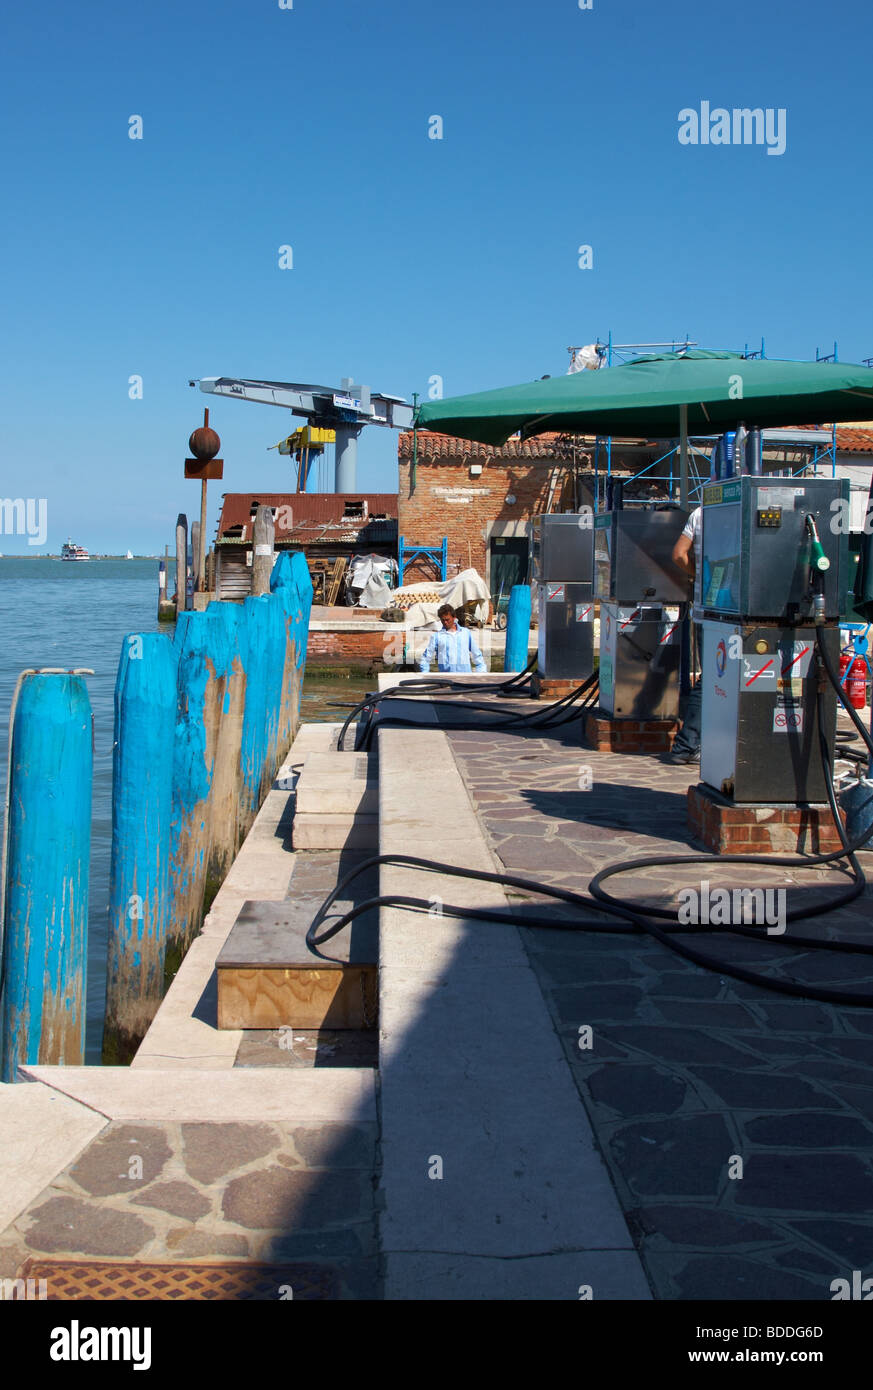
[566,334,841,510]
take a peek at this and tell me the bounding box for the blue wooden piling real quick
[1,672,92,1082]
[103,634,178,1064]
[166,612,222,969]
[239,596,272,835]
[504,584,532,672]
[271,550,313,725]
[205,601,247,874]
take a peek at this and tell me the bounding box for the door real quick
[490,536,529,606]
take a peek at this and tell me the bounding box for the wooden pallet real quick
[325,556,347,605]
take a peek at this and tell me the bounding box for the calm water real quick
[0,558,373,1063]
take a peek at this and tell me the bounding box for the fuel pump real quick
[530,513,595,680]
[594,500,689,719]
[699,475,849,802]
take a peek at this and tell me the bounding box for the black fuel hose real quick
[336,656,537,750]
[305,628,873,1005]
[350,676,600,752]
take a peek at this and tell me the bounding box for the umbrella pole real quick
[679,403,688,507]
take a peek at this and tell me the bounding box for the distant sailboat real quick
[125,549,134,560]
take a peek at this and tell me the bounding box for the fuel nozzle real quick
[805,514,830,573]
[804,515,828,625]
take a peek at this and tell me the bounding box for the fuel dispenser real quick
[531,513,595,680]
[699,475,849,802]
[594,503,690,719]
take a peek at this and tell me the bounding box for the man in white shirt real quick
[669,506,702,764]
[418,604,487,673]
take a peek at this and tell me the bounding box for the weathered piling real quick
[165,611,225,973]
[103,634,179,1064]
[175,513,188,618]
[1,672,92,1082]
[204,601,247,875]
[505,584,532,672]
[191,520,201,591]
[157,555,175,622]
[271,549,314,752]
[238,596,274,836]
[251,504,275,596]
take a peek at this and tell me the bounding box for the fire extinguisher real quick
[839,644,854,685]
[846,656,868,710]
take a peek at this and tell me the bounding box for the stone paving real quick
[0,1115,378,1298]
[448,725,873,1301]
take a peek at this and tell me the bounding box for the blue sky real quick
[1,0,871,551]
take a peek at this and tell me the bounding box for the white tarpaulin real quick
[346,553,398,608]
[387,568,491,629]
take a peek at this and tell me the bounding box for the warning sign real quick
[742,655,777,690]
[546,583,565,602]
[779,642,812,679]
[575,604,593,622]
[773,701,804,733]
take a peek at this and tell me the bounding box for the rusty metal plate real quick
[19,1258,336,1300]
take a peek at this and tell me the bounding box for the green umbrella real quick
[416,349,873,443]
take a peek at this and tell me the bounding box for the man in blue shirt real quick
[418,604,487,673]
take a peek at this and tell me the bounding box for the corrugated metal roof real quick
[216,492,398,541]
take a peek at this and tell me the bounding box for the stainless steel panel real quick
[700,624,838,802]
[702,476,848,623]
[595,508,690,603]
[599,603,681,719]
[531,514,595,582]
[537,581,595,678]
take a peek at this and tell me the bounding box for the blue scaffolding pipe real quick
[398,535,448,585]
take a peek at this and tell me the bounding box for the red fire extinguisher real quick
[847,656,868,710]
[839,643,855,684]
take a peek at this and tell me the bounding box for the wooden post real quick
[103,634,179,1064]
[205,601,247,873]
[175,513,188,617]
[271,550,313,758]
[239,596,271,836]
[1,672,92,1081]
[198,478,208,591]
[191,520,201,591]
[165,611,226,973]
[251,505,275,596]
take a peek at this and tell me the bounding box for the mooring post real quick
[191,520,201,593]
[270,550,313,755]
[165,611,224,973]
[251,505,275,597]
[204,601,247,874]
[239,595,271,836]
[504,584,532,673]
[175,513,188,618]
[262,592,288,799]
[103,634,179,1064]
[1,672,92,1082]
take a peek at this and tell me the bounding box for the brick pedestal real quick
[584,712,677,754]
[531,673,588,701]
[687,783,846,855]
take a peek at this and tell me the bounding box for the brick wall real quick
[397,457,574,585]
[307,631,395,664]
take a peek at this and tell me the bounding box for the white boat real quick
[125,550,134,560]
[61,540,89,561]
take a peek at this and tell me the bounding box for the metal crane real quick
[191,376,414,492]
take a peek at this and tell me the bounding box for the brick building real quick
[396,431,593,593]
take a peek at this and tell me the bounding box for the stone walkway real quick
[0,1071,378,1299]
[448,725,873,1301]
